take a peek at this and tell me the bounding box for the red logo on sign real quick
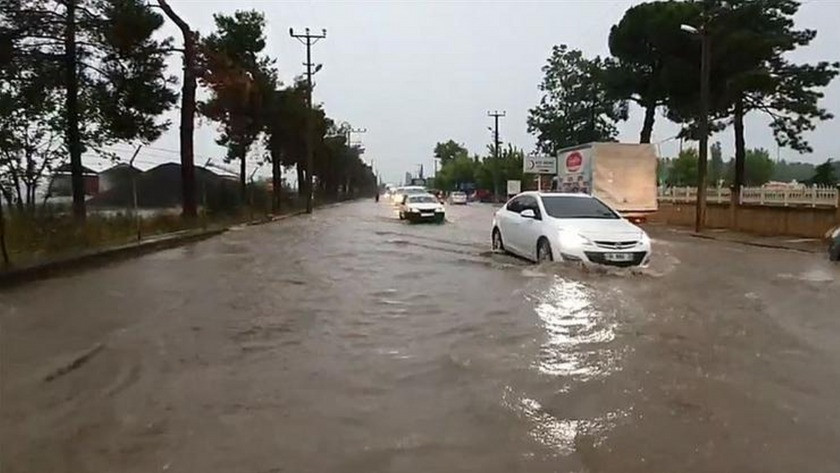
[566,152,583,172]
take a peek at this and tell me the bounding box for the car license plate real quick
[604,252,633,262]
[421,213,434,217]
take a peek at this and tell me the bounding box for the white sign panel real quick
[523,156,557,174]
[506,180,521,196]
[556,147,593,194]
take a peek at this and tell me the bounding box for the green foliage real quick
[528,45,628,154]
[661,0,838,154]
[606,1,699,142]
[200,10,276,190]
[741,148,775,186]
[772,160,816,182]
[709,141,724,186]
[432,141,523,195]
[433,140,469,166]
[435,154,477,191]
[665,148,700,186]
[2,0,177,216]
[808,159,838,186]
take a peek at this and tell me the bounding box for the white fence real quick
[658,186,839,208]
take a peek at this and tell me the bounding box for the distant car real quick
[391,186,427,206]
[829,226,840,261]
[491,192,651,267]
[450,191,468,205]
[399,194,445,223]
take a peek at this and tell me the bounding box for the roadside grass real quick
[0,191,362,270]
[1,205,281,269]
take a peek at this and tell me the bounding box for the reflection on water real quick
[532,278,618,380]
[503,387,629,457]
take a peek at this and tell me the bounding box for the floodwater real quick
[2,201,840,472]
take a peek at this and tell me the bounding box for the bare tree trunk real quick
[64,0,85,222]
[733,96,746,193]
[9,167,24,212]
[239,151,246,202]
[639,103,656,144]
[158,0,197,219]
[0,199,9,267]
[296,164,305,198]
[271,149,281,213]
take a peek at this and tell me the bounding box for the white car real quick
[399,194,445,223]
[450,191,468,205]
[491,192,651,267]
[391,186,427,206]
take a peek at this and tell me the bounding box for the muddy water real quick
[2,201,840,472]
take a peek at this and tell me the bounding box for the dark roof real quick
[54,163,98,175]
[100,163,141,177]
[88,162,239,208]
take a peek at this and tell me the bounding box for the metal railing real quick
[658,186,839,208]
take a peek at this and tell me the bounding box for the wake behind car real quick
[399,194,445,223]
[491,192,651,267]
[450,191,468,205]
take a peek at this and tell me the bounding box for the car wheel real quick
[830,241,840,261]
[399,211,405,220]
[492,228,505,252]
[537,238,553,262]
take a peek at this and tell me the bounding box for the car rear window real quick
[540,196,618,219]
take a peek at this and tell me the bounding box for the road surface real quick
[2,201,840,472]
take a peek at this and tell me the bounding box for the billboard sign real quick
[557,147,593,195]
[523,156,557,174]
[506,180,521,196]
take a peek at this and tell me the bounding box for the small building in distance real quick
[49,163,99,197]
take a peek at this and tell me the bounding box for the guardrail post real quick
[783,188,789,207]
[759,188,765,205]
[812,187,817,208]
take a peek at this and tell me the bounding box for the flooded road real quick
[3,200,840,472]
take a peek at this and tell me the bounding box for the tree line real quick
[527,0,838,193]
[0,0,375,221]
[430,139,524,198]
[662,144,838,187]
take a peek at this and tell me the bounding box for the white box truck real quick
[554,142,658,222]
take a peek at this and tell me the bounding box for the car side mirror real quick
[520,209,536,219]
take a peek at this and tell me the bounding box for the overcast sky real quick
[99,0,840,184]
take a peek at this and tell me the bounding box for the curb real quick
[688,232,822,254]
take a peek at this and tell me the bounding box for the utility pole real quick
[487,110,506,202]
[290,27,327,214]
[681,22,710,233]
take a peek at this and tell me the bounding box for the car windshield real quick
[404,188,426,194]
[540,196,618,219]
[408,195,437,203]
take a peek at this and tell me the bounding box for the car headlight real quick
[435,206,444,212]
[639,232,651,246]
[408,207,419,213]
[558,231,593,248]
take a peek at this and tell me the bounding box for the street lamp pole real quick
[681,23,710,233]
